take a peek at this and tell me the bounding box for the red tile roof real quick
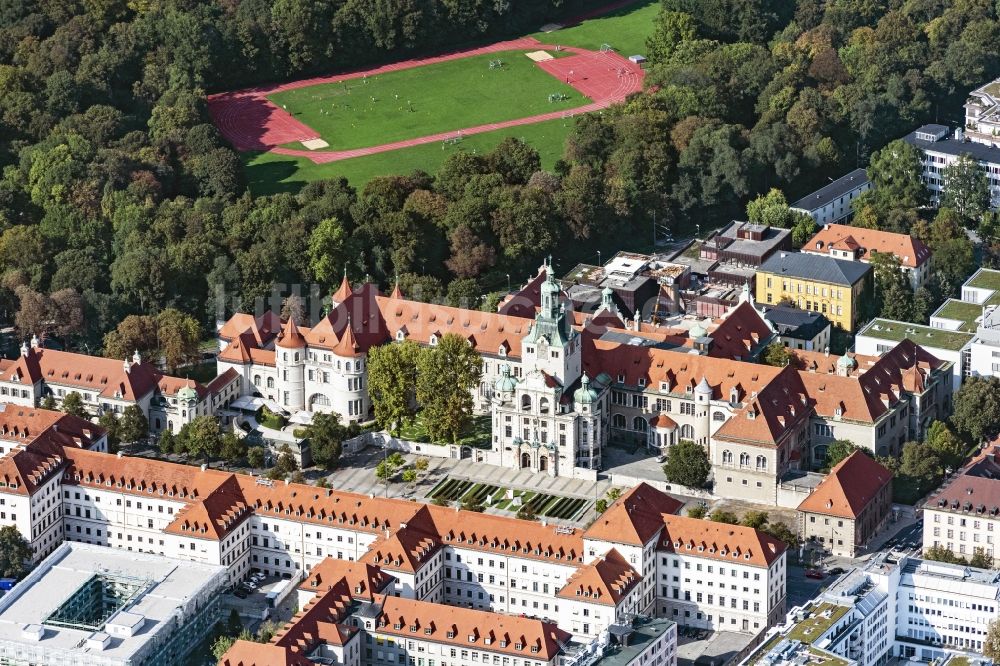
[556,548,640,605]
[217,311,282,346]
[796,340,945,423]
[797,451,891,519]
[275,317,307,349]
[297,558,394,602]
[374,595,571,661]
[659,514,786,567]
[707,301,773,361]
[584,483,683,546]
[805,224,931,268]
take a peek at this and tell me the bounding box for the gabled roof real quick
[4,348,161,401]
[220,643,313,666]
[583,483,682,546]
[798,451,891,519]
[498,266,547,319]
[795,340,945,423]
[298,558,394,602]
[376,295,531,358]
[707,301,773,360]
[164,474,250,540]
[217,311,282,346]
[805,223,930,268]
[374,595,570,661]
[361,523,441,573]
[707,365,811,447]
[659,514,786,567]
[556,548,640,606]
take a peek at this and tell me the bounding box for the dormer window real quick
[638,378,646,387]
[396,330,405,341]
[429,335,438,346]
[498,345,506,357]
[729,388,738,404]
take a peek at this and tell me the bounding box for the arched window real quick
[309,394,331,409]
[345,361,352,372]
[722,450,733,464]
[756,455,767,470]
[266,377,275,389]
[713,411,726,422]
[429,335,438,346]
[283,352,288,362]
[740,452,750,467]
[294,352,299,362]
[396,330,405,341]
[633,416,648,432]
[253,375,261,386]
[613,414,626,428]
[680,424,694,439]
[539,398,550,414]
[521,395,532,411]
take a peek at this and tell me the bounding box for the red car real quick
[805,569,825,580]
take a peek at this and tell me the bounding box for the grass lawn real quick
[396,413,492,448]
[244,116,571,193]
[268,51,584,151]
[531,0,659,58]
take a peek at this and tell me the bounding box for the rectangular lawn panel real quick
[267,51,585,151]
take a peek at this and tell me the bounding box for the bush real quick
[257,406,287,430]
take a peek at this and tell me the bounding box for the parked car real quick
[233,588,248,599]
[827,567,845,576]
[805,569,825,580]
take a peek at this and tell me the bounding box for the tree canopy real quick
[662,440,711,488]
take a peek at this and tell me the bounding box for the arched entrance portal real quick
[521,452,531,468]
[539,456,548,472]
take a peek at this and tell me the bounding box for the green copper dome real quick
[574,373,600,405]
[177,385,199,402]
[495,364,518,393]
[837,352,857,369]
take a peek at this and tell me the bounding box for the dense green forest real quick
[0,0,998,355]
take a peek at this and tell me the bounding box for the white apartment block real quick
[790,168,872,225]
[924,444,1000,566]
[905,123,1000,209]
[746,551,1000,666]
[0,430,786,666]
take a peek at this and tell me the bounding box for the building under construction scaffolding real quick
[0,542,228,666]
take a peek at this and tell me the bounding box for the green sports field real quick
[268,50,584,152]
[244,117,571,194]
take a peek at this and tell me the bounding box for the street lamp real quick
[506,274,511,291]
[596,250,602,265]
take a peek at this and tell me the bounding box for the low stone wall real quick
[344,430,480,460]
[607,472,714,500]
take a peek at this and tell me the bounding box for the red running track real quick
[207,36,643,164]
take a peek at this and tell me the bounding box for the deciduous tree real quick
[662,440,711,488]
[416,334,482,444]
[368,341,421,434]
[0,526,30,579]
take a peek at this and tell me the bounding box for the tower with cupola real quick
[521,258,581,388]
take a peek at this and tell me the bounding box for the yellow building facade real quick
[755,253,871,332]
